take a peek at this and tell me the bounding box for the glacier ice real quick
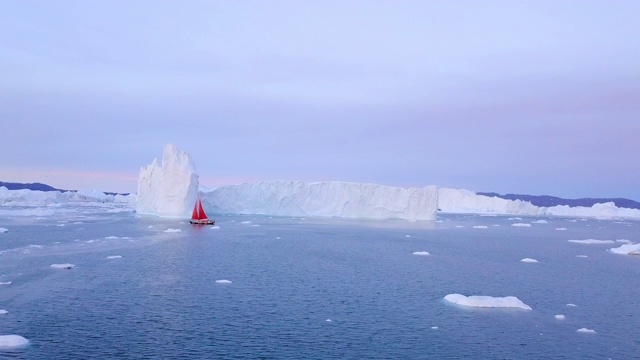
[203,181,439,220]
[438,188,541,216]
[443,294,532,310]
[136,144,199,218]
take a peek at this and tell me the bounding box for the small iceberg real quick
[520,258,538,263]
[608,243,640,255]
[105,236,119,239]
[531,220,548,224]
[164,228,182,233]
[51,263,75,269]
[555,228,567,231]
[566,303,578,307]
[473,225,487,229]
[512,223,532,227]
[431,326,438,329]
[508,217,522,220]
[215,279,232,284]
[443,294,532,310]
[555,315,566,320]
[413,251,430,256]
[325,319,332,322]
[0,335,29,349]
[0,310,7,315]
[240,221,252,224]
[0,281,11,286]
[576,255,588,258]
[106,255,122,259]
[576,328,596,334]
[405,235,411,238]
[0,228,8,233]
[211,226,220,230]
[568,239,615,245]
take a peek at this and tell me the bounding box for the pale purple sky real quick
[1,1,639,199]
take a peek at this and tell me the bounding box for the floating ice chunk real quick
[0,281,11,286]
[567,303,578,307]
[276,236,281,239]
[576,328,596,334]
[325,319,332,322]
[251,224,260,227]
[51,263,75,269]
[148,226,153,228]
[73,221,83,224]
[105,236,119,239]
[413,251,430,256]
[473,226,487,229]
[28,244,43,248]
[431,326,438,329]
[555,228,567,231]
[568,239,615,245]
[57,224,66,227]
[455,225,464,228]
[406,235,411,238]
[520,258,538,263]
[576,255,588,258]
[531,220,548,224]
[555,315,566,320]
[164,228,182,233]
[106,255,122,259]
[443,294,532,310]
[616,239,632,244]
[211,226,220,229]
[0,310,7,315]
[0,228,8,233]
[0,335,29,348]
[608,243,640,255]
[492,224,501,227]
[512,223,531,227]
[215,279,232,284]
[508,217,522,220]
[240,221,252,224]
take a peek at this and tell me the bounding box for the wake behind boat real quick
[190,196,215,225]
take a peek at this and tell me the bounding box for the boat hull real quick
[189,219,215,225]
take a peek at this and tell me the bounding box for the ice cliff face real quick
[438,188,542,215]
[135,144,199,217]
[204,181,439,220]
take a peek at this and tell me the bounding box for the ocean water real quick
[0,207,639,359]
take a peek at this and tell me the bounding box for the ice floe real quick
[0,281,11,286]
[164,228,182,233]
[0,335,29,348]
[531,220,548,224]
[0,310,7,315]
[576,328,596,334]
[106,255,122,259]
[105,236,119,239]
[51,263,75,269]
[405,235,411,238]
[555,228,567,231]
[473,225,487,229]
[0,227,7,233]
[413,251,430,256]
[443,294,532,310]
[240,221,252,224]
[567,303,577,307]
[520,258,538,263]
[555,315,565,320]
[215,279,232,284]
[576,255,588,258]
[211,226,220,230]
[508,217,522,220]
[431,326,439,329]
[512,223,532,227]
[568,239,615,245]
[325,319,332,322]
[608,243,640,255]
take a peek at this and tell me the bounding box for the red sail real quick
[191,199,200,220]
[197,198,208,220]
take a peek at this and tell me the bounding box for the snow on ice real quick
[443,294,532,310]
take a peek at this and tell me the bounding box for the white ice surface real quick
[568,239,615,245]
[444,294,532,310]
[520,258,538,263]
[215,279,232,284]
[0,310,7,315]
[0,227,7,233]
[106,255,122,259]
[576,328,596,334]
[50,263,75,269]
[608,243,640,255]
[164,228,182,233]
[555,315,566,320]
[0,335,29,348]
[413,251,430,256]
[512,223,532,227]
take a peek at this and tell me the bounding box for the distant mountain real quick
[0,181,129,196]
[477,192,640,210]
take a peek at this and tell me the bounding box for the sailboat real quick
[189,196,215,225]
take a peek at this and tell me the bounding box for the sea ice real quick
[0,335,29,348]
[567,303,578,307]
[431,326,438,329]
[240,221,252,224]
[576,328,596,334]
[531,220,548,224]
[555,228,567,231]
[211,226,220,229]
[412,251,430,256]
[51,263,75,269]
[520,258,538,263]
[576,255,588,258]
[406,235,411,238]
[555,315,566,320]
[0,281,11,286]
[473,225,487,229]
[105,236,119,239]
[512,223,532,227]
[325,319,332,322]
[443,294,532,310]
[455,225,464,228]
[164,228,182,233]
[608,243,640,255]
[106,255,122,259]
[215,279,232,284]
[251,224,260,227]
[508,217,522,220]
[0,227,7,233]
[568,239,615,245]
[0,310,7,315]
[616,239,632,244]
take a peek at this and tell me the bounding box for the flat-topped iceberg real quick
[438,188,541,216]
[0,335,29,349]
[568,239,615,245]
[136,144,199,218]
[204,181,439,220]
[609,243,640,255]
[444,293,532,310]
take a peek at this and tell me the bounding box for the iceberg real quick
[215,279,232,284]
[444,294,532,310]
[576,328,596,334]
[135,144,199,218]
[413,251,430,256]
[555,315,566,320]
[0,310,7,315]
[0,227,7,233]
[0,335,29,349]
[438,188,541,216]
[512,223,532,227]
[608,243,640,255]
[204,181,438,220]
[545,202,640,219]
[568,239,615,245]
[520,258,538,263]
[51,263,75,269]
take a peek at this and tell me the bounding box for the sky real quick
[1,1,639,199]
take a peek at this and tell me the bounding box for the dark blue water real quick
[1,209,638,359]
